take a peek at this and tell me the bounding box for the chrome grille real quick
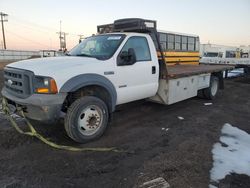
[4,67,33,98]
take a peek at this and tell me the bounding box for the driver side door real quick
[114,36,158,105]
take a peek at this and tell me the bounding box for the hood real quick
[7,56,102,75]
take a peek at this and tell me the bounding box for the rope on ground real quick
[1,97,124,153]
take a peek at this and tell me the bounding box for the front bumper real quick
[1,87,67,123]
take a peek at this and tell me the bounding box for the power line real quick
[11,19,56,35]
[7,30,51,49]
[0,12,8,49]
[11,16,86,38]
[2,14,87,50]
[11,16,58,33]
[11,15,87,40]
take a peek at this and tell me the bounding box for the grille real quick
[4,67,33,98]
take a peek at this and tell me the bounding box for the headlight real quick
[33,76,58,94]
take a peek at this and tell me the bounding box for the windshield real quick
[69,34,125,60]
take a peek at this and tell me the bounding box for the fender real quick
[60,74,117,112]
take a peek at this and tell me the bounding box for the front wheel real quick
[64,96,109,143]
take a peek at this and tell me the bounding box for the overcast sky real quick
[1,0,250,50]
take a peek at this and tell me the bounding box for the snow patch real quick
[210,123,250,184]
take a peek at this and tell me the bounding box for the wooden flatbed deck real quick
[167,64,234,79]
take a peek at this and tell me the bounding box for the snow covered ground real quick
[210,123,250,187]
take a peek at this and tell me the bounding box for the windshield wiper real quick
[76,54,96,58]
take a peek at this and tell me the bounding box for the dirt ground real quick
[0,66,250,188]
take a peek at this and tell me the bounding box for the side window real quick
[188,37,195,51]
[181,36,187,51]
[159,33,167,50]
[121,36,151,61]
[175,35,181,50]
[195,37,200,51]
[167,34,174,50]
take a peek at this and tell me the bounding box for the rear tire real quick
[64,96,109,143]
[203,76,219,100]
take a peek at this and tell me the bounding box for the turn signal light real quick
[36,88,49,93]
[50,79,58,94]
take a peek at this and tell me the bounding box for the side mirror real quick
[128,48,136,64]
[120,51,129,61]
[117,48,136,66]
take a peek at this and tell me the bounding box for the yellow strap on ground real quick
[1,98,124,153]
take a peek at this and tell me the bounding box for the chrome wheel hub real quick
[78,105,103,136]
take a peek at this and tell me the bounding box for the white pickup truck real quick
[2,18,233,143]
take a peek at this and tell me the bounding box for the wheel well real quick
[62,85,112,113]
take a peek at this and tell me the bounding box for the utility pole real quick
[56,21,68,52]
[0,12,8,49]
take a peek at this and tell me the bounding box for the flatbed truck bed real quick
[200,57,250,74]
[150,64,234,105]
[167,64,234,79]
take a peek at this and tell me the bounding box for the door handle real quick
[152,66,156,74]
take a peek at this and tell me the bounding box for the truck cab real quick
[2,18,233,143]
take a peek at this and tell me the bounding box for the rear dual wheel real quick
[64,96,109,143]
[198,75,219,100]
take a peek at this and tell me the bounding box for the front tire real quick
[64,96,109,143]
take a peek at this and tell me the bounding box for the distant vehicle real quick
[200,43,241,58]
[239,46,250,58]
[2,18,233,143]
[200,44,250,73]
[40,50,65,57]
